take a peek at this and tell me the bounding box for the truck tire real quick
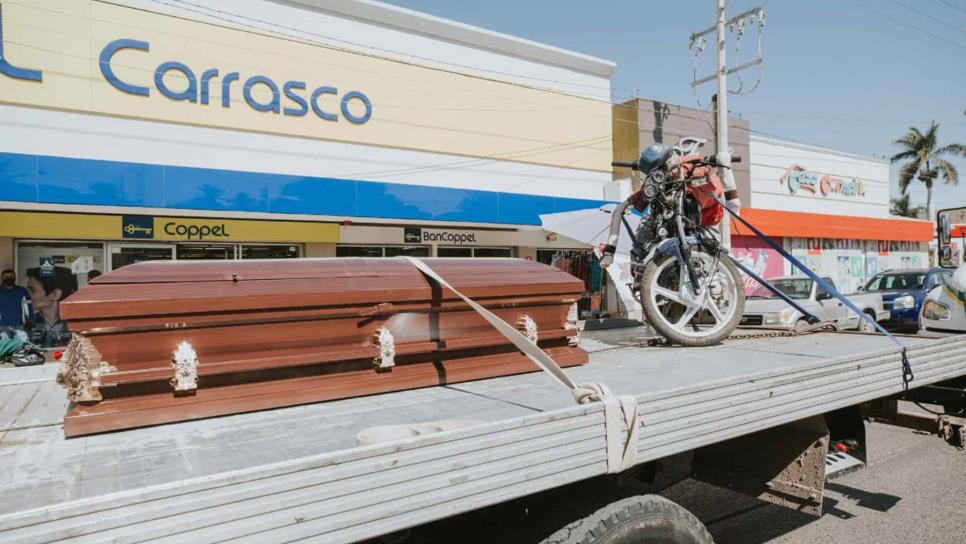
[540,495,713,544]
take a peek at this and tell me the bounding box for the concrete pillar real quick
[517,246,536,260]
[0,237,13,272]
[304,243,336,258]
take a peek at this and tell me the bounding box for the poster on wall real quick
[807,238,822,255]
[732,237,785,294]
[866,254,878,278]
[851,256,864,290]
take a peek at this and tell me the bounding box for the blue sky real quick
[388,0,966,211]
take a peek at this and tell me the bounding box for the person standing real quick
[25,266,76,347]
[0,269,33,341]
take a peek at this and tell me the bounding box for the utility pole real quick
[715,0,730,249]
[690,3,766,250]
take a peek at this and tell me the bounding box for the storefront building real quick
[614,101,933,296]
[735,135,933,293]
[0,0,616,344]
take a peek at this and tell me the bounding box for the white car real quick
[921,265,966,333]
[740,276,889,332]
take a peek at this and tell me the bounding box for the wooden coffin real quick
[57,258,587,437]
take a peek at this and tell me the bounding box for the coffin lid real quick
[63,258,585,320]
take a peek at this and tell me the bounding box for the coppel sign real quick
[122,215,232,241]
[0,6,372,125]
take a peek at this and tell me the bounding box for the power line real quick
[843,0,966,50]
[139,0,629,97]
[937,0,966,16]
[887,0,966,37]
[11,0,955,171]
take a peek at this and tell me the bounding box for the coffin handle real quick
[359,303,393,317]
[170,341,199,395]
[372,327,396,371]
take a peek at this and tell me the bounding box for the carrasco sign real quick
[0,3,372,125]
[99,39,372,124]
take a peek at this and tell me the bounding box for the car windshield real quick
[749,278,813,300]
[865,273,925,292]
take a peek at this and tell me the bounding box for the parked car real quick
[740,276,889,332]
[862,268,953,331]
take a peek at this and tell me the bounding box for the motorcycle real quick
[609,137,745,346]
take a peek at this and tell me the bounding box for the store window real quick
[473,247,513,258]
[14,241,105,348]
[437,247,473,258]
[385,246,431,258]
[337,245,430,257]
[177,244,233,260]
[437,246,511,258]
[109,245,175,270]
[241,244,300,259]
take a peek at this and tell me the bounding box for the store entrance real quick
[108,244,175,270]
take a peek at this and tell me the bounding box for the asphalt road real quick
[669,420,966,544]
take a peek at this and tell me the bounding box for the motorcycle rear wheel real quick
[640,250,745,347]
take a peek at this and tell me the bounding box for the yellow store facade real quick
[0,0,615,290]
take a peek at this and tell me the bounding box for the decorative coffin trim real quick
[170,341,199,394]
[56,334,116,403]
[373,327,395,371]
[516,315,539,344]
[565,302,580,347]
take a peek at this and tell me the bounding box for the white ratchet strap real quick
[400,257,639,473]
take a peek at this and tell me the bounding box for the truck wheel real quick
[540,495,713,544]
[856,311,876,333]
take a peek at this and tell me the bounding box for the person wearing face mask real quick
[0,269,33,341]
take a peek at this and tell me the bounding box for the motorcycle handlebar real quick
[611,155,741,170]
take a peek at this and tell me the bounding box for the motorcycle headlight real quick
[923,300,951,321]
[893,295,915,310]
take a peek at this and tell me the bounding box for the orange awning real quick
[953,225,966,238]
[729,208,934,242]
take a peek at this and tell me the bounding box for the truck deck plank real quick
[0,331,964,543]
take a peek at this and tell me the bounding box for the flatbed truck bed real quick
[1,331,965,543]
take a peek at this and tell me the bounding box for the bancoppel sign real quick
[403,228,477,245]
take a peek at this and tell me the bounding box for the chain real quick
[644,323,839,346]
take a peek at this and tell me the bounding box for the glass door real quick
[108,244,175,270]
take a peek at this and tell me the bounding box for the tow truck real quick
[2,322,966,543]
[923,206,966,333]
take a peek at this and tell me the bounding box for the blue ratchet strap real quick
[705,190,914,387]
[727,257,822,325]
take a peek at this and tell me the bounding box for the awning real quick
[730,208,934,242]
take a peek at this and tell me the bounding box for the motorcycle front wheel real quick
[639,249,745,347]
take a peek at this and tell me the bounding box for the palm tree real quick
[890,194,912,217]
[890,121,966,220]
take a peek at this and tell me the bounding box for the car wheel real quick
[856,311,876,333]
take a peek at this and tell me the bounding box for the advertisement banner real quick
[732,236,785,294]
